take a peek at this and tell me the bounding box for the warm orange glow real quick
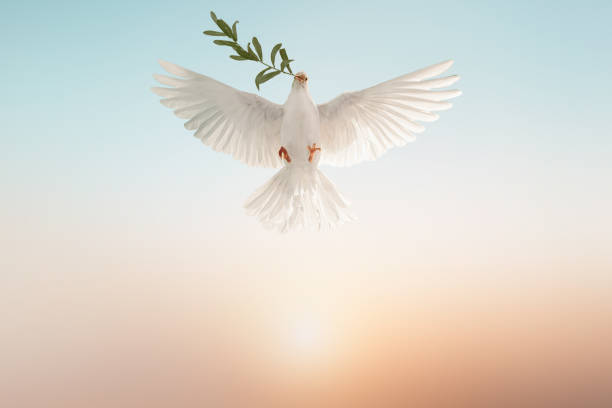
[291,317,323,351]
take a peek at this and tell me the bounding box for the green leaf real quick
[215,19,233,38]
[213,40,237,47]
[205,13,297,89]
[232,45,251,59]
[255,67,273,90]
[279,48,289,61]
[247,43,259,61]
[270,43,282,67]
[203,30,226,36]
[280,59,292,71]
[280,59,295,74]
[231,21,238,41]
[252,37,263,60]
[260,70,282,85]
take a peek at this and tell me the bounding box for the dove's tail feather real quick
[244,165,354,233]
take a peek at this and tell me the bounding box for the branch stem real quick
[230,40,294,77]
[260,60,295,77]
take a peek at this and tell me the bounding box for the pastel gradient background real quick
[2,0,611,407]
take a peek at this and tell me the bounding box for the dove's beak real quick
[295,73,307,83]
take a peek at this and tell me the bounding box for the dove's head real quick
[293,72,308,89]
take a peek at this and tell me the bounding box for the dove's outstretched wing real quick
[317,60,461,167]
[152,60,284,168]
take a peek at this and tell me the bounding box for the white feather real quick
[152,60,284,168]
[318,60,461,166]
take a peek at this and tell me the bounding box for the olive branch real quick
[204,11,296,90]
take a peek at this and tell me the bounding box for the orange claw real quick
[307,143,321,162]
[279,146,291,163]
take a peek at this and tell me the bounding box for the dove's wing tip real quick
[156,59,193,78]
[150,86,166,96]
[440,59,454,69]
[152,73,172,83]
[157,59,179,73]
[158,59,174,71]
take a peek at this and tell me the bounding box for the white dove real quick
[152,59,460,232]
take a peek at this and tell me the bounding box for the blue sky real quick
[2,0,611,277]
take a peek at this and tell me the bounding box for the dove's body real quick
[244,77,352,231]
[280,83,321,166]
[153,59,461,232]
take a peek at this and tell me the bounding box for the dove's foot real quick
[278,146,291,163]
[307,143,321,162]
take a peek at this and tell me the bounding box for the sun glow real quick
[291,317,325,353]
